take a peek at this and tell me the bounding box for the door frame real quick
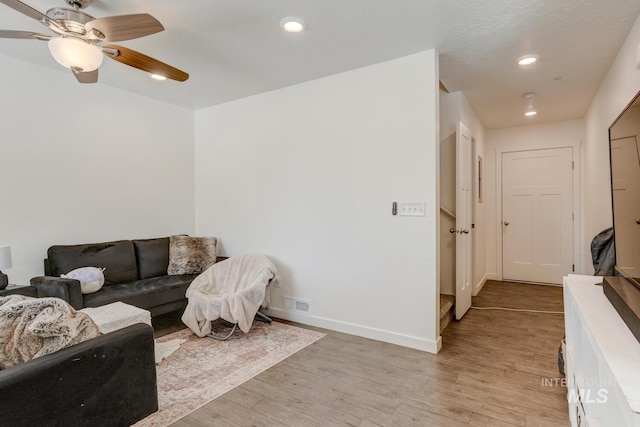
[494,145,581,281]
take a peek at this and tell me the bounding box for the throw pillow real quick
[61,267,105,294]
[167,235,217,275]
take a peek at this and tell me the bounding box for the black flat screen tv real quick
[609,91,640,290]
[607,91,640,343]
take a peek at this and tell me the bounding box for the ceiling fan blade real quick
[103,44,188,82]
[0,0,48,22]
[72,68,98,84]
[0,0,65,32]
[0,30,50,40]
[86,14,164,42]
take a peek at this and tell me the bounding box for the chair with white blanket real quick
[181,254,278,340]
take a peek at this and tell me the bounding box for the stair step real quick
[440,294,454,317]
[440,294,455,333]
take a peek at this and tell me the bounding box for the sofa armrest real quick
[30,276,83,309]
[0,285,37,298]
[0,323,158,427]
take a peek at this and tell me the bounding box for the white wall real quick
[0,54,196,285]
[195,51,441,352]
[583,15,640,273]
[485,119,584,278]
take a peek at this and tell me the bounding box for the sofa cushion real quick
[167,235,217,275]
[47,240,138,286]
[82,274,197,310]
[133,237,170,279]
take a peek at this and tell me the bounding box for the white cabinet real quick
[564,275,640,426]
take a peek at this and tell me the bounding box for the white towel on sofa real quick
[181,254,278,337]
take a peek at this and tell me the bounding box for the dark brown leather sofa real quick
[0,237,207,426]
[30,237,208,316]
[0,323,158,427]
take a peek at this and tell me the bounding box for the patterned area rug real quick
[135,320,325,427]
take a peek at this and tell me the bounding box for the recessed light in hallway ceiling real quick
[518,54,539,66]
[523,92,537,117]
[280,17,306,33]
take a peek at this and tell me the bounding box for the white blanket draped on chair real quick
[181,254,279,337]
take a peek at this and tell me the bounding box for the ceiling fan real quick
[0,0,189,83]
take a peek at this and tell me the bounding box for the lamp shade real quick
[0,246,12,270]
[48,37,104,72]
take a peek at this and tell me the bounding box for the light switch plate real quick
[399,202,426,216]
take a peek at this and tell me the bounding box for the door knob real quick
[636,219,640,225]
[450,228,470,234]
[503,221,509,226]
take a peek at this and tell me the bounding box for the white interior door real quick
[455,122,472,319]
[610,136,640,275]
[502,148,573,284]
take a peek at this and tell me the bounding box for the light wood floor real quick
[160,280,568,426]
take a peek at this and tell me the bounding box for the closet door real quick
[502,147,573,284]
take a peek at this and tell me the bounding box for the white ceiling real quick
[1,0,639,130]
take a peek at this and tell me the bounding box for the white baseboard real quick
[473,273,488,296]
[265,308,442,354]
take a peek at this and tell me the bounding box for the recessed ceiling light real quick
[280,17,306,33]
[518,55,539,66]
[522,92,537,117]
[150,74,167,81]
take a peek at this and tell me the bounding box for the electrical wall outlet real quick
[283,296,310,313]
[398,202,426,216]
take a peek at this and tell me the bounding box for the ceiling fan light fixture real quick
[518,54,539,66]
[150,73,167,81]
[280,17,305,33]
[48,37,103,72]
